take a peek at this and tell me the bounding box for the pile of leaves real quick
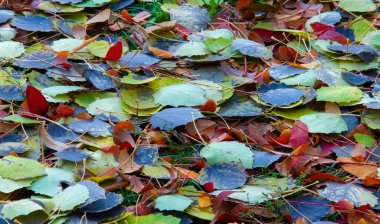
[0,0,380,223]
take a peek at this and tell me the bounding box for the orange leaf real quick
[72,34,101,53]
[237,0,250,10]
[148,46,173,58]
[274,129,291,144]
[56,51,69,64]
[198,195,212,208]
[121,9,134,22]
[174,167,199,179]
[200,98,217,112]
[337,157,378,180]
[351,143,366,162]
[114,120,135,134]
[363,175,380,186]
[56,104,74,117]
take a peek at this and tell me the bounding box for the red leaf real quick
[114,120,135,134]
[290,121,309,149]
[318,30,347,44]
[56,51,71,69]
[310,22,334,34]
[202,182,214,193]
[104,41,123,60]
[25,85,49,115]
[56,104,74,117]
[200,98,217,112]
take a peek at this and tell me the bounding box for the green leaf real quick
[348,16,376,41]
[231,38,272,60]
[74,0,113,7]
[204,37,235,55]
[354,133,375,147]
[155,194,193,211]
[363,110,380,130]
[226,186,271,204]
[200,141,253,168]
[273,108,316,120]
[126,213,181,224]
[36,2,83,13]
[51,38,87,53]
[0,177,33,193]
[0,156,45,180]
[87,97,131,121]
[1,199,45,219]
[300,113,348,134]
[87,150,119,174]
[42,85,86,97]
[121,87,160,109]
[339,0,376,12]
[87,40,110,58]
[1,114,40,124]
[51,184,89,211]
[0,41,25,60]
[185,206,215,220]
[154,82,223,107]
[174,42,211,57]
[75,91,116,108]
[316,86,363,103]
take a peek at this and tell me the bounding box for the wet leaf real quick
[260,88,304,107]
[317,182,378,207]
[200,141,253,168]
[155,194,193,211]
[300,113,347,134]
[231,38,273,60]
[0,156,45,180]
[150,107,205,130]
[198,163,247,189]
[11,15,55,32]
[51,184,90,211]
[1,199,45,219]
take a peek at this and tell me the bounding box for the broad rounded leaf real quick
[260,88,304,107]
[198,163,247,189]
[11,15,55,32]
[0,10,14,24]
[154,82,223,107]
[174,42,211,57]
[300,113,347,134]
[150,107,205,130]
[127,213,181,224]
[0,41,24,60]
[51,184,90,211]
[317,182,378,207]
[155,194,192,211]
[231,38,273,60]
[226,186,271,204]
[14,51,57,69]
[0,156,45,180]
[1,199,44,219]
[200,141,253,168]
[288,196,331,222]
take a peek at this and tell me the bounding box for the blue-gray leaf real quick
[150,107,205,131]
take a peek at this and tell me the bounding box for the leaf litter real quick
[0,0,379,223]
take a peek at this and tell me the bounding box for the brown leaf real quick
[338,157,378,180]
[86,9,111,25]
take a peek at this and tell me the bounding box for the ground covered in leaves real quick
[0,0,380,223]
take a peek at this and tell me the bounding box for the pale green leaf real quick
[87,97,131,120]
[174,42,211,57]
[300,113,348,134]
[339,0,376,12]
[200,141,253,168]
[42,85,86,97]
[126,213,180,224]
[154,82,223,107]
[1,199,45,219]
[0,177,33,193]
[226,186,271,204]
[51,184,89,211]
[1,114,40,124]
[316,86,363,103]
[0,156,45,180]
[155,194,193,211]
[0,41,24,60]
